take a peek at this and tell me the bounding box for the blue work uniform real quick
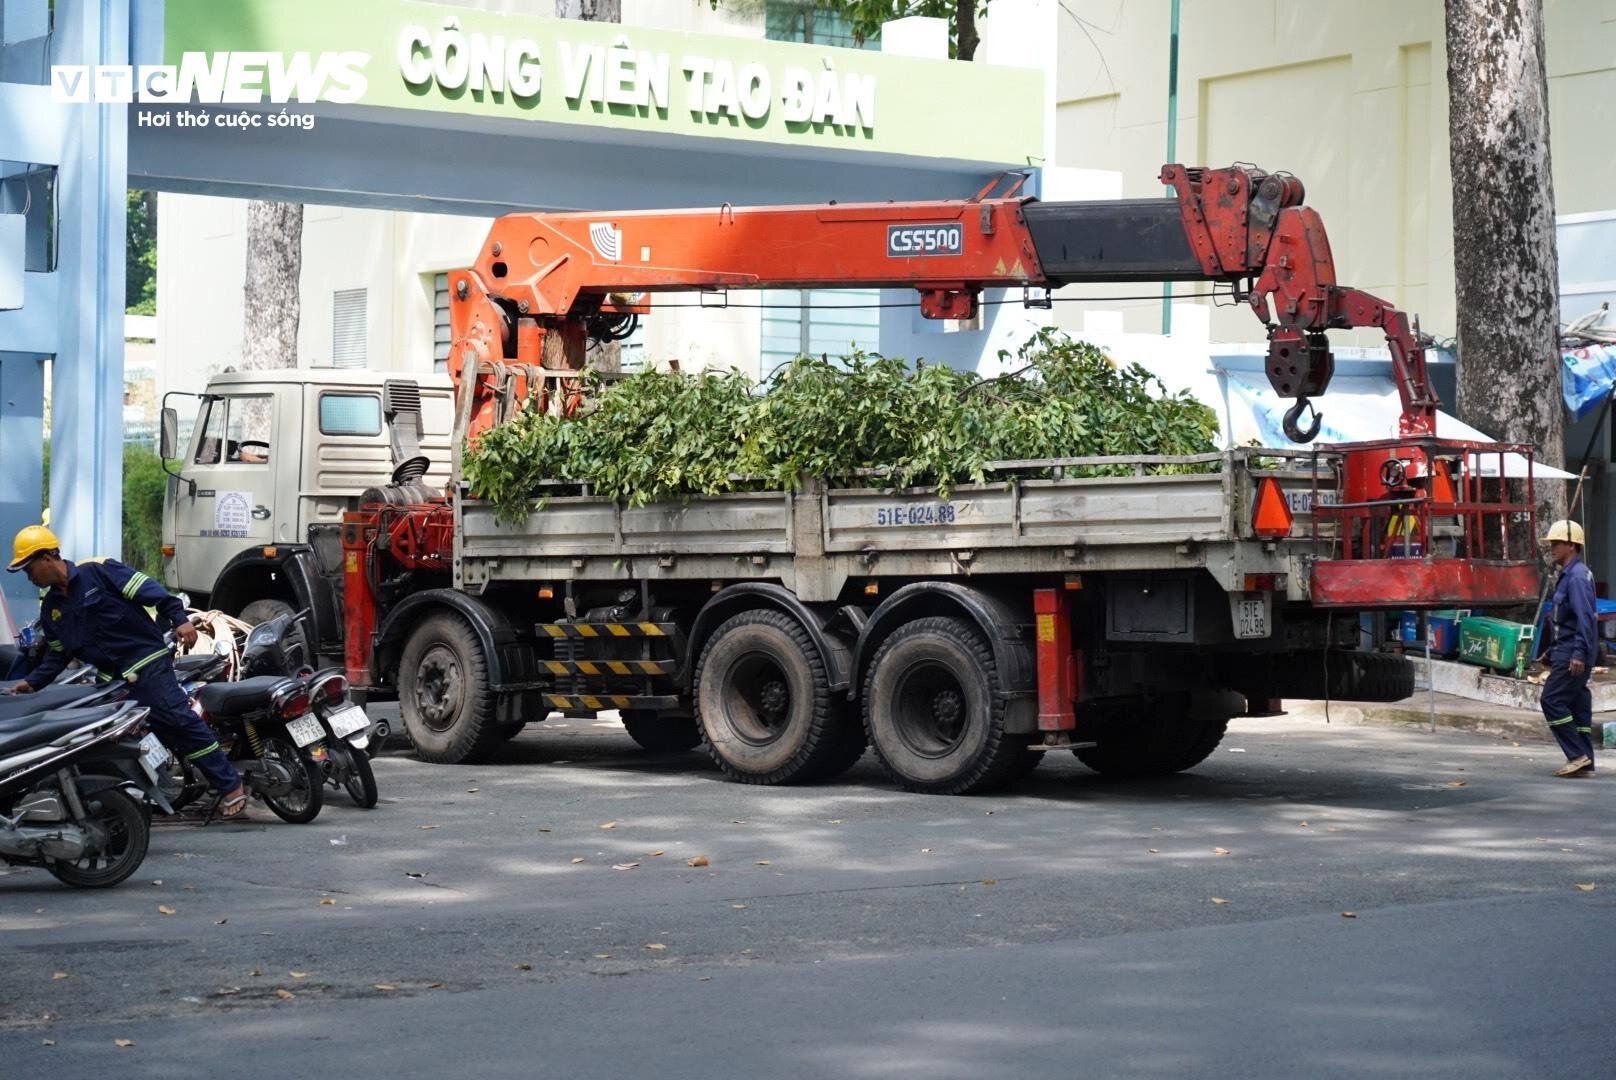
[1540,553,1598,767]
[26,559,240,793]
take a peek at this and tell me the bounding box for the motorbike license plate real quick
[284,713,325,748]
[139,733,171,773]
[326,704,370,739]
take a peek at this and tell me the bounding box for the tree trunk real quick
[556,0,623,371]
[956,0,979,61]
[1445,0,1565,541]
[241,200,303,371]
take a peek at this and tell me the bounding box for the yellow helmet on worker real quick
[1541,519,1585,547]
[8,524,61,571]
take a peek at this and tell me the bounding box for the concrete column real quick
[47,0,130,562]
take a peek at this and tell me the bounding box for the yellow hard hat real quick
[1541,519,1586,546]
[8,524,61,571]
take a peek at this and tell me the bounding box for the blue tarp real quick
[1562,344,1616,419]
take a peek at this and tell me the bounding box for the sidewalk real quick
[1282,694,1563,744]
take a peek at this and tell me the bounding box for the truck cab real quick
[159,369,454,660]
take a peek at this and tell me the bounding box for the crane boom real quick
[446,164,1439,445]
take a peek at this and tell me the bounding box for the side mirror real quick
[159,407,178,459]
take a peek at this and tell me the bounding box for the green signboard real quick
[161,0,1043,163]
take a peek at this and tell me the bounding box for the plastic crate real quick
[1426,609,1469,659]
[1458,616,1535,674]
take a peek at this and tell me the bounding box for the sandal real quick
[218,789,250,819]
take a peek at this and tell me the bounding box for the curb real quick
[1280,698,1553,744]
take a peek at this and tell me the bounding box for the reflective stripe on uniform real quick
[184,740,221,761]
[1548,716,1576,727]
[47,639,63,652]
[121,647,168,680]
[1577,726,1592,734]
[121,571,149,599]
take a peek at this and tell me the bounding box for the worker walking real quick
[5,526,250,816]
[1539,520,1598,777]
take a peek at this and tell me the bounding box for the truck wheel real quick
[695,610,852,784]
[239,599,312,669]
[862,617,1025,795]
[620,710,702,753]
[1074,693,1231,778]
[398,613,505,764]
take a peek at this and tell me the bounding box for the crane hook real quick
[1282,397,1323,443]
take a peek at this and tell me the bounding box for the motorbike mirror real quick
[159,407,178,459]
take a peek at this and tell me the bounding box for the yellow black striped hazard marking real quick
[546,693,636,711]
[541,659,672,677]
[538,622,673,639]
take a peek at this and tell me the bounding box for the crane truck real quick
[193,164,1545,795]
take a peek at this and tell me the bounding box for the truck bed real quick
[454,450,1334,604]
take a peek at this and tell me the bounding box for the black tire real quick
[695,610,855,785]
[47,785,149,888]
[239,599,313,670]
[398,614,505,764]
[1347,652,1416,702]
[1074,693,1232,779]
[334,742,379,809]
[862,617,1026,795]
[620,710,703,753]
[259,734,325,823]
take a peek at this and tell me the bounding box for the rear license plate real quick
[326,704,370,739]
[1235,597,1269,639]
[284,713,325,748]
[139,733,171,773]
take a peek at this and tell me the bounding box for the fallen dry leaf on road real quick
[920,848,932,853]
[1210,897,1229,905]
[645,943,667,951]
[150,880,162,886]
[289,972,308,979]
[570,857,585,864]
[214,918,227,926]
[599,821,617,830]
[404,872,425,879]
[1446,780,1467,788]
[373,984,396,992]
[536,827,551,832]
[274,989,294,1001]
[731,904,747,910]
[215,987,240,996]
[1212,848,1230,856]
[612,863,640,871]
[1147,848,1160,854]
[418,825,440,830]
[41,1039,55,1047]
[647,850,665,857]
[594,953,612,959]
[1341,912,1357,918]
[686,856,709,867]
[980,879,997,886]
[465,788,479,794]
[52,972,67,980]
[115,1039,135,1048]
[157,905,176,915]
[248,969,262,977]
[755,860,771,866]
[319,898,335,906]
[1298,822,1310,828]
[513,963,532,971]
[427,983,444,989]
[1575,883,1597,892]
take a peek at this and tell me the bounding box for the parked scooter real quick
[179,611,379,809]
[0,694,168,888]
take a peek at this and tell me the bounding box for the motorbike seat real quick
[197,676,294,718]
[174,654,230,680]
[0,705,125,758]
[0,684,103,723]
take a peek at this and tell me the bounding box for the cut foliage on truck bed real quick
[463,329,1219,522]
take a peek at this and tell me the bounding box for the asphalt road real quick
[3,714,1611,1078]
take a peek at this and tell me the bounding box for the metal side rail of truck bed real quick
[453,449,1335,605]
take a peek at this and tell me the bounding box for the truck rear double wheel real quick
[1074,693,1232,779]
[694,610,864,784]
[398,613,506,765]
[862,617,1034,795]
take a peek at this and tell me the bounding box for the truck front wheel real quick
[694,610,851,784]
[398,613,505,764]
[1074,693,1232,779]
[862,617,1027,795]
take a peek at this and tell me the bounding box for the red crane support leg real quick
[1033,587,1079,732]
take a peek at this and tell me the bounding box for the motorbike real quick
[0,692,169,888]
[179,611,379,810]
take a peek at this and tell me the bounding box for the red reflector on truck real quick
[1252,477,1293,539]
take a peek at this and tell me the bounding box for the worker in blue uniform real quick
[5,525,250,816]
[1539,519,1598,778]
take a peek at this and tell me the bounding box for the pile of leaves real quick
[463,329,1220,522]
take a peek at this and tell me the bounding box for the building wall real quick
[1051,0,1616,342]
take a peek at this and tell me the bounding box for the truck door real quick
[172,392,279,600]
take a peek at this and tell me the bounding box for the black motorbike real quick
[0,689,170,889]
